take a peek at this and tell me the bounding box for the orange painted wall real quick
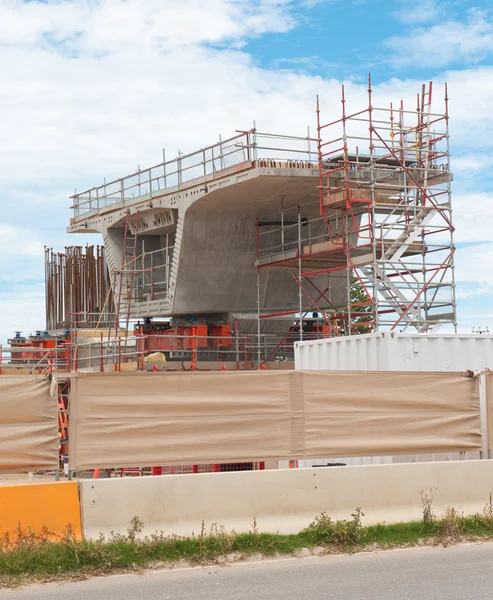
[0,482,82,542]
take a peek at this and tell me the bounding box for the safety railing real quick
[71,332,318,372]
[71,130,317,218]
[256,199,350,266]
[0,330,330,375]
[0,345,70,374]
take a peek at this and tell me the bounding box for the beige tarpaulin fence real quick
[303,371,480,457]
[0,376,59,472]
[68,370,481,471]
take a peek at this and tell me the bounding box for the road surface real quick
[3,542,493,599]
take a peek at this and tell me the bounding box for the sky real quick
[1,0,493,340]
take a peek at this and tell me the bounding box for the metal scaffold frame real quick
[112,209,175,330]
[255,76,456,334]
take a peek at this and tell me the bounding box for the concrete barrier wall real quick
[0,482,82,541]
[79,461,493,540]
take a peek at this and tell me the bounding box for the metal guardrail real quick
[0,331,328,374]
[70,130,317,218]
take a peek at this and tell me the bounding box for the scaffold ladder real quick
[114,210,140,335]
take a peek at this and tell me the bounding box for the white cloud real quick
[0,225,46,290]
[393,0,444,24]
[454,242,493,287]
[386,9,493,68]
[301,0,340,6]
[0,1,318,192]
[452,193,493,244]
[0,225,43,259]
[454,153,493,175]
[0,0,297,50]
[1,2,492,190]
[0,289,46,343]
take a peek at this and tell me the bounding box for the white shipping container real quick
[294,332,493,372]
[293,332,492,468]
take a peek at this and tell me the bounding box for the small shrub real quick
[420,489,436,524]
[437,508,464,546]
[127,517,144,542]
[250,518,259,536]
[302,508,365,549]
[484,493,493,522]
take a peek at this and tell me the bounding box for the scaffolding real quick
[256,77,456,334]
[112,209,175,331]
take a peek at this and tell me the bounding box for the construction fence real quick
[0,376,59,472]
[0,370,490,474]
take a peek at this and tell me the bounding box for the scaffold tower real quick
[255,76,456,334]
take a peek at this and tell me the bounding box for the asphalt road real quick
[3,543,493,599]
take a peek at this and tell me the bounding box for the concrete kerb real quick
[78,461,493,541]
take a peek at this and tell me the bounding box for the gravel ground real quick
[0,474,58,486]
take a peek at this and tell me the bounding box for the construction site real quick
[1,77,474,480]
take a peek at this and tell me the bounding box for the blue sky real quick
[1,0,493,339]
[248,0,493,78]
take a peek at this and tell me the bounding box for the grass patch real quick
[4,498,493,588]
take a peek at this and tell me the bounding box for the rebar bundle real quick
[45,246,114,330]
